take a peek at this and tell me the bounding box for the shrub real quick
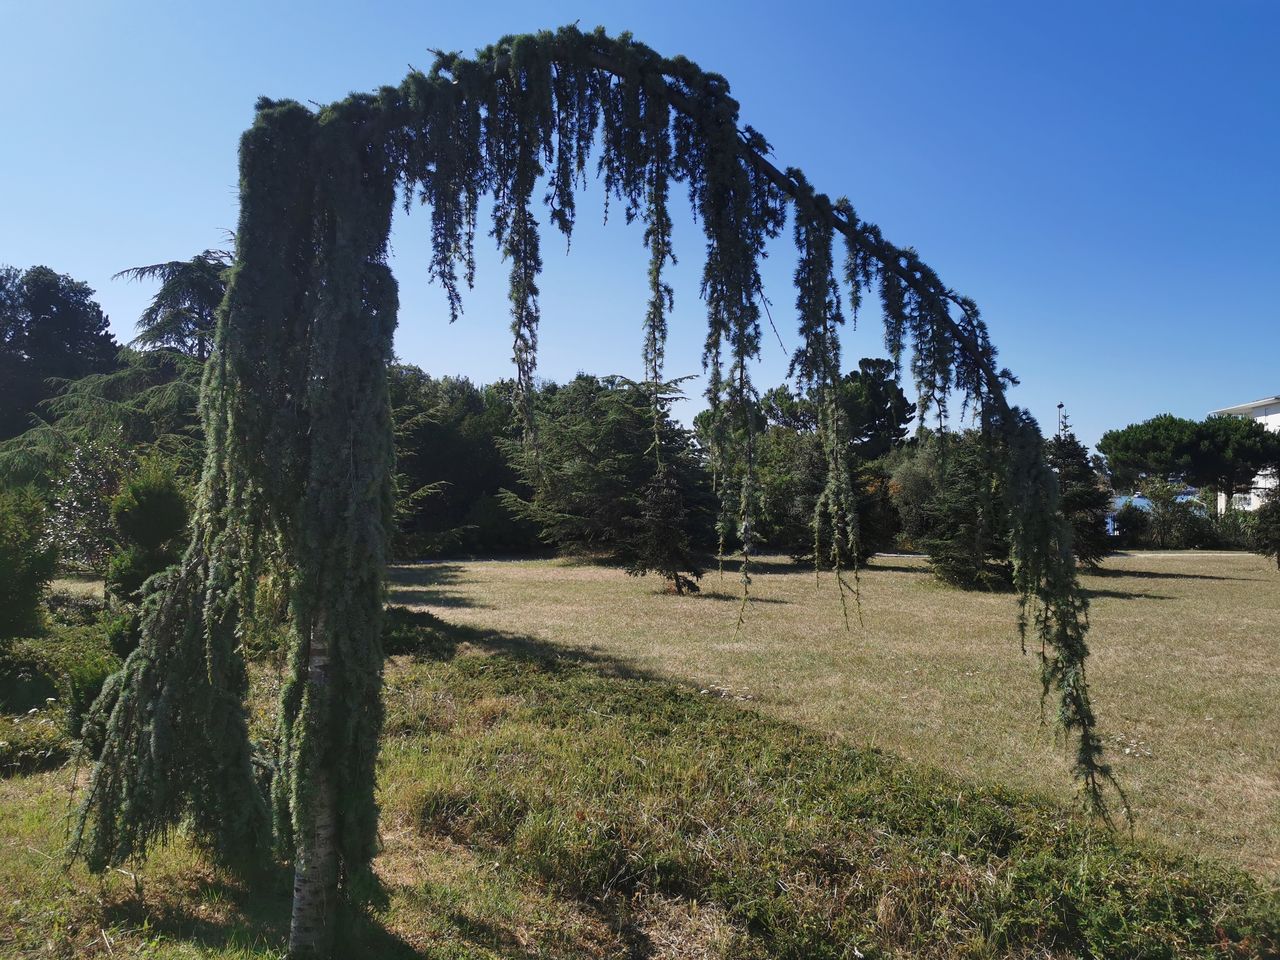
[1253,489,1280,568]
[104,458,189,604]
[110,458,190,551]
[0,709,71,776]
[1146,482,1212,549]
[1113,502,1150,548]
[0,626,119,734]
[0,488,57,639]
[891,432,1010,589]
[43,434,132,572]
[1210,509,1256,550]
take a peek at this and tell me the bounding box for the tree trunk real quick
[287,627,338,959]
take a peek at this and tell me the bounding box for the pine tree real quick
[920,430,1010,589]
[1046,416,1112,569]
[115,250,231,362]
[502,375,714,587]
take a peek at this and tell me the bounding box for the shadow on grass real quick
[1082,587,1172,602]
[384,606,667,687]
[862,560,932,575]
[99,866,423,959]
[1087,565,1259,583]
[386,563,489,609]
[99,862,567,959]
[693,590,789,605]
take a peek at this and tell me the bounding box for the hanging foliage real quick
[74,24,1122,957]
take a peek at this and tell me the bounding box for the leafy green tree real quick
[919,431,1010,589]
[712,359,915,562]
[0,488,57,639]
[1189,415,1280,510]
[115,250,231,361]
[0,348,203,489]
[1099,412,1279,511]
[43,434,133,572]
[0,265,119,440]
[1097,414,1198,491]
[1046,418,1111,569]
[839,358,916,460]
[503,375,714,586]
[1144,480,1211,549]
[389,365,537,557]
[1252,488,1280,568]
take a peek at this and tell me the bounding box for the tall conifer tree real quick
[74,27,1121,956]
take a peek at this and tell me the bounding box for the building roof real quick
[1208,396,1280,417]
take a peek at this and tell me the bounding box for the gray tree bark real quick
[287,627,338,959]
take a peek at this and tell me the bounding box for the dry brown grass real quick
[388,550,1280,881]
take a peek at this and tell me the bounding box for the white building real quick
[1208,395,1280,511]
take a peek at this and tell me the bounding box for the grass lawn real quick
[387,550,1280,881]
[0,550,1275,957]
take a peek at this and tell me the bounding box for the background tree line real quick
[4,251,1280,778]
[4,252,1280,609]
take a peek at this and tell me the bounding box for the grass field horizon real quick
[388,549,1280,882]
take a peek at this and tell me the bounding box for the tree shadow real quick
[863,559,932,575]
[693,590,790,605]
[1086,565,1257,583]
[714,556,809,575]
[1082,587,1172,602]
[93,864,514,959]
[99,867,296,956]
[384,606,668,687]
[386,563,489,609]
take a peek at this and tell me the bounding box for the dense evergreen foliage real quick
[388,365,538,557]
[1046,419,1112,569]
[718,359,915,564]
[503,375,715,589]
[116,250,231,361]
[1253,488,1280,568]
[65,27,1121,956]
[0,488,56,639]
[890,431,1011,589]
[104,458,190,605]
[0,265,119,440]
[1100,412,1280,506]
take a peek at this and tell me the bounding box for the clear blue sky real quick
[2,1,1277,449]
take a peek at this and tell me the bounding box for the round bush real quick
[110,462,189,552]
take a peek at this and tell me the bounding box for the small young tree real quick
[1046,417,1111,569]
[106,459,190,602]
[625,460,703,593]
[1252,488,1280,568]
[919,431,1010,589]
[0,488,57,639]
[1143,480,1211,549]
[503,375,714,588]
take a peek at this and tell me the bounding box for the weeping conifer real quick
[74,26,1123,958]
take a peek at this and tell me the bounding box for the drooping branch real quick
[406,26,1114,813]
[73,27,1121,922]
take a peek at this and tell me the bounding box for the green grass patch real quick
[1,605,1276,957]
[379,643,1278,959]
